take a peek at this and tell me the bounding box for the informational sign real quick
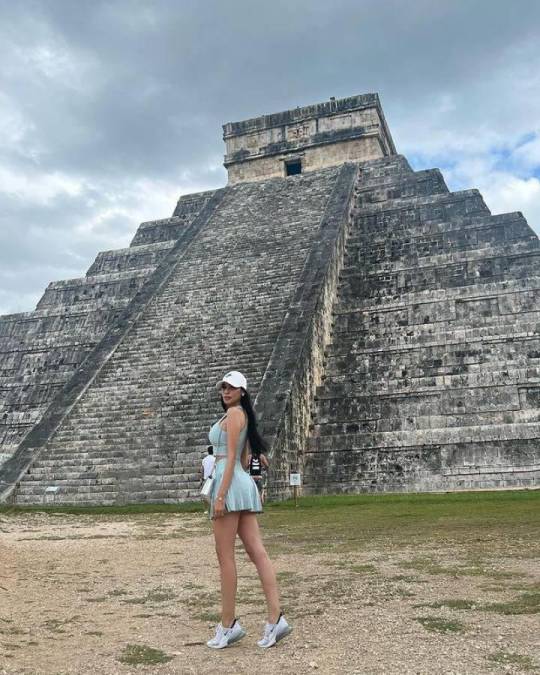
[289,473,302,486]
[44,485,59,504]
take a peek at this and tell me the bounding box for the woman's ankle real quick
[268,610,282,624]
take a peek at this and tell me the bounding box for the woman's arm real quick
[261,453,270,469]
[213,407,245,517]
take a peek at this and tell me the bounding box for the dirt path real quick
[1,511,539,674]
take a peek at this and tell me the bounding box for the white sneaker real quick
[207,619,246,649]
[257,614,292,648]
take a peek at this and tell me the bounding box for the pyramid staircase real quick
[3,165,357,504]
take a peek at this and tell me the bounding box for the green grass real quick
[0,502,205,516]
[487,651,538,671]
[482,591,540,615]
[350,563,378,574]
[1,489,537,519]
[415,616,467,633]
[400,557,522,579]
[122,587,176,605]
[117,644,173,666]
[258,490,540,556]
[191,610,221,623]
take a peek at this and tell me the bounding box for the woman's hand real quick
[214,495,226,518]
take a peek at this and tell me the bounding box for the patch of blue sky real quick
[405,152,463,192]
[406,152,457,173]
[490,131,539,175]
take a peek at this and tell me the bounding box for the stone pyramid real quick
[1,93,538,505]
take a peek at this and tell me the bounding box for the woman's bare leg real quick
[213,512,241,627]
[237,512,280,623]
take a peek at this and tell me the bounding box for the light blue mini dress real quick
[208,412,262,519]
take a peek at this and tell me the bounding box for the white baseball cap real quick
[218,370,248,390]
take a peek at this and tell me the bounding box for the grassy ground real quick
[263,490,540,552]
[1,490,539,674]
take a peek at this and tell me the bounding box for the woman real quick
[206,370,292,650]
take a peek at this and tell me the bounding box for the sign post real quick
[289,472,301,508]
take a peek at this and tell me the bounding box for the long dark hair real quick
[221,389,268,457]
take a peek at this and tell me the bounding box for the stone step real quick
[14,483,199,498]
[333,295,540,334]
[355,155,414,186]
[338,250,540,299]
[22,469,200,483]
[36,269,152,310]
[26,457,200,470]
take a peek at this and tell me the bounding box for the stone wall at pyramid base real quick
[303,441,539,495]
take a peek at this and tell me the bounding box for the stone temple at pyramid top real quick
[222,93,397,184]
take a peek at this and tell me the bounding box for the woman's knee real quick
[216,541,234,565]
[244,541,267,565]
[215,541,235,565]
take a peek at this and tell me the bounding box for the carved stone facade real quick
[223,94,395,184]
[0,93,538,504]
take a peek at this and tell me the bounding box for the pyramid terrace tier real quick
[36,270,152,309]
[130,189,218,246]
[86,241,175,276]
[354,168,449,205]
[346,216,535,266]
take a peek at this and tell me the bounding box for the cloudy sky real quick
[1,0,540,315]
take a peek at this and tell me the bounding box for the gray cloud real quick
[1,0,540,313]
